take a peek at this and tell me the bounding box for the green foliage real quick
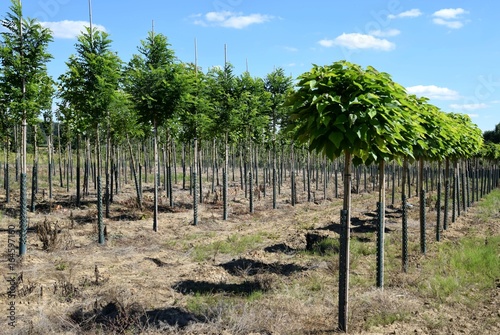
[408,96,451,161]
[125,31,183,128]
[107,90,142,144]
[205,63,240,142]
[176,63,215,142]
[449,113,484,159]
[264,67,294,145]
[481,141,500,161]
[235,71,271,144]
[483,122,500,144]
[57,27,121,135]
[0,0,53,126]
[286,61,416,165]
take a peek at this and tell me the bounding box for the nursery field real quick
[1,167,499,335]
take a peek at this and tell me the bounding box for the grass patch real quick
[476,188,500,222]
[192,233,264,262]
[364,310,410,329]
[306,237,340,256]
[420,235,500,302]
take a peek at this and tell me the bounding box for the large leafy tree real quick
[1,0,53,255]
[483,122,500,144]
[287,61,417,332]
[125,31,183,231]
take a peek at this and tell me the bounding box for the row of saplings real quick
[285,60,497,332]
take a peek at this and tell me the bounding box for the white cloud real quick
[449,103,488,110]
[467,113,479,118]
[433,8,468,19]
[432,8,469,29]
[433,18,464,29]
[388,9,422,19]
[41,20,106,39]
[407,85,460,100]
[319,33,395,51]
[193,11,273,29]
[369,29,401,37]
[283,46,299,52]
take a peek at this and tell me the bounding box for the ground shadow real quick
[70,302,204,331]
[143,307,206,328]
[317,216,393,234]
[173,279,265,296]
[219,258,307,277]
[264,243,297,255]
[110,212,144,222]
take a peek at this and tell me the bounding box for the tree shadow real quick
[70,301,204,331]
[264,243,297,255]
[173,279,265,296]
[316,216,393,234]
[143,307,205,328]
[219,258,307,277]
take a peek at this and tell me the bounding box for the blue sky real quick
[1,0,499,132]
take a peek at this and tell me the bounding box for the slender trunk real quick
[48,130,53,199]
[436,160,442,242]
[223,133,228,220]
[338,151,352,332]
[444,158,450,230]
[419,157,426,254]
[153,121,159,231]
[376,160,386,288]
[402,157,409,272]
[105,116,111,219]
[193,138,198,225]
[57,123,63,188]
[30,125,38,212]
[76,134,81,206]
[96,125,104,245]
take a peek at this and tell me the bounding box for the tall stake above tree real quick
[1,0,53,255]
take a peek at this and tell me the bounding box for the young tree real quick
[58,26,121,243]
[1,0,53,255]
[125,31,183,231]
[206,63,239,220]
[265,68,293,209]
[236,71,271,212]
[287,61,417,332]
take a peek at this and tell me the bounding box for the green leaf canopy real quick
[287,61,417,165]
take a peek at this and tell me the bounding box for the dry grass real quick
[0,168,499,334]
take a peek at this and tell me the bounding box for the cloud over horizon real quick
[41,20,106,39]
[407,85,460,100]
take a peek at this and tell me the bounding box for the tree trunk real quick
[153,120,159,232]
[338,151,352,332]
[376,160,386,288]
[419,157,426,254]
